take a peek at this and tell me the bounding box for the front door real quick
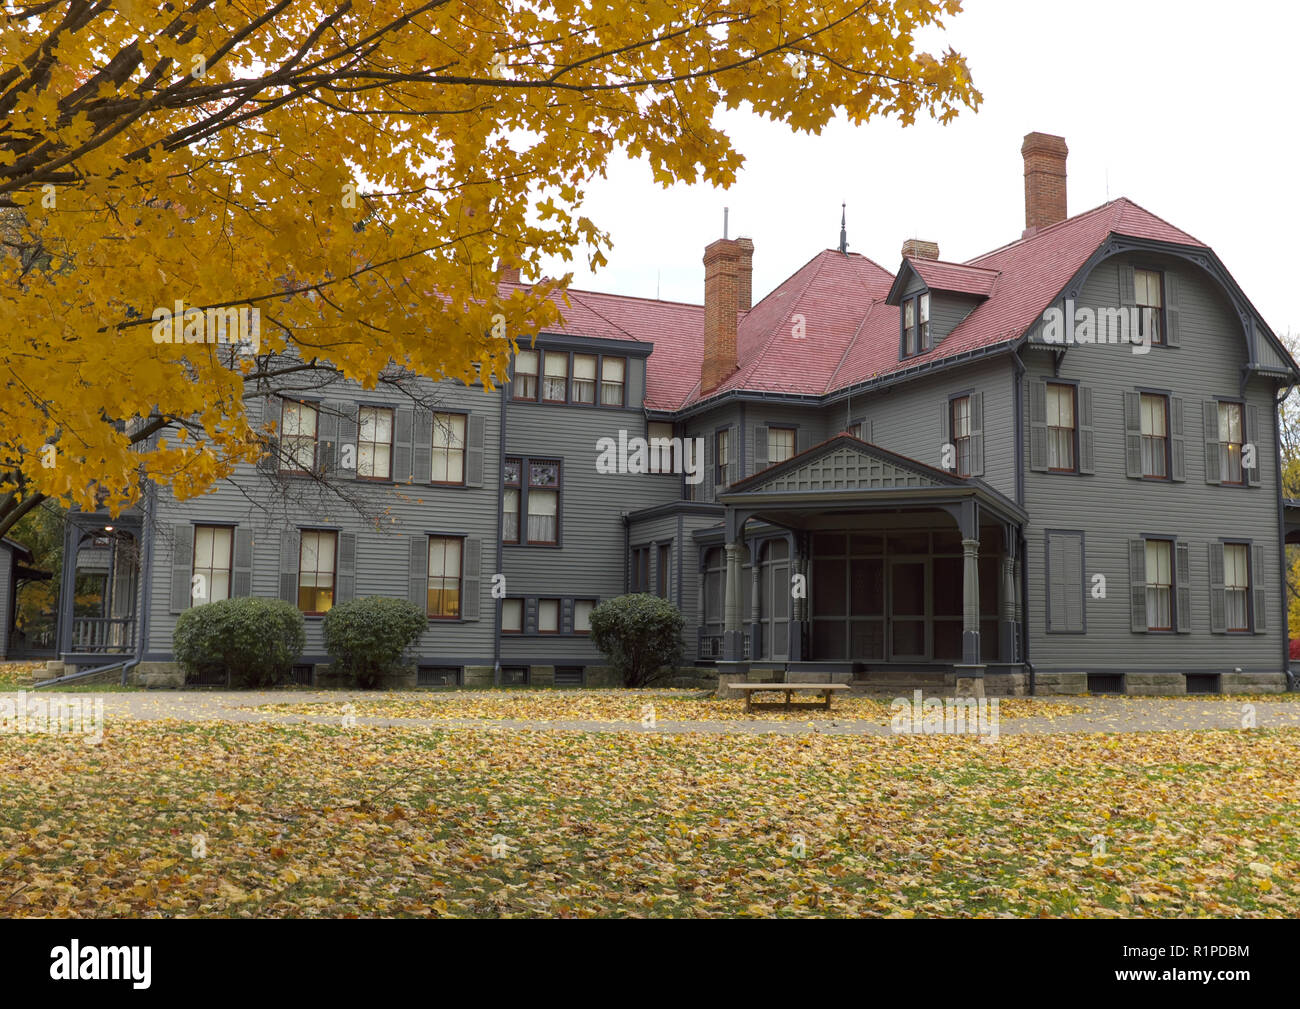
[888,558,930,661]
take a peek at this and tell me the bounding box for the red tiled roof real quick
[905,257,999,298]
[507,197,1213,410]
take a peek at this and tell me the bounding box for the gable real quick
[730,438,961,495]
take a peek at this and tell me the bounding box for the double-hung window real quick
[298,530,337,615]
[357,406,394,480]
[1218,401,1244,485]
[1144,539,1173,631]
[191,526,233,606]
[1046,384,1076,472]
[427,536,462,618]
[1140,394,1169,479]
[1135,269,1164,346]
[431,412,467,484]
[280,400,318,473]
[513,350,539,400]
[950,396,972,477]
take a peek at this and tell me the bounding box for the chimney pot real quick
[901,238,940,261]
[1021,131,1069,234]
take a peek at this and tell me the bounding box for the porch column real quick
[722,541,745,661]
[961,535,981,666]
[999,530,1017,664]
[56,521,81,656]
[749,547,761,660]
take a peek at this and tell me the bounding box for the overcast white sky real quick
[539,0,1299,339]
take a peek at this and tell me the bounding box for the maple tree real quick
[0,1,980,539]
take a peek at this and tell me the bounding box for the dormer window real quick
[901,292,930,358]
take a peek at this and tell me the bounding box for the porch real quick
[56,512,143,667]
[708,435,1027,692]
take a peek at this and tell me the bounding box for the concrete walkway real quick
[6,689,1300,737]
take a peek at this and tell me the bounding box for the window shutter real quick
[1128,538,1147,632]
[407,536,428,613]
[796,427,811,454]
[1123,391,1143,478]
[1252,543,1266,632]
[561,597,574,634]
[1029,380,1048,472]
[1203,401,1221,485]
[1245,405,1262,486]
[336,532,356,604]
[1170,396,1186,482]
[969,391,984,477]
[864,419,875,443]
[279,529,300,605]
[461,536,481,620]
[1064,533,1084,632]
[1175,539,1191,633]
[627,359,645,408]
[753,425,768,470]
[411,409,432,485]
[525,596,539,633]
[1207,542,1226,633]
[1078,385,1095,475]
[317,402,340,475]
[465,414,485,487]
[940,400,951,469]
[1047,535,1065,630]
[1164,273,1181,347]
[1118,264,1136,307]
[393,407,413,483]
[232,528,253,597]
[727,425,738,480]
[258,398,281,476]
[338,403,359,478]
[169,524,193,614]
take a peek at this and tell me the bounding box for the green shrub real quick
[173,596,305,688]
[322,596,427,688]
[588,593,684,687]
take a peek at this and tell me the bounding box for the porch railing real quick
[697,629,751,662]
[70,617,136,654]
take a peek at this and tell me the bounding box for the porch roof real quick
[718,433,1027,529]
[1284,499,1300,544]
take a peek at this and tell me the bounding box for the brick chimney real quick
[1021,132,1068,235]
[701,238,743,394]
[735,237,754,311]
[901,238,940,260]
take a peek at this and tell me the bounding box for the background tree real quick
[0,1,979,538]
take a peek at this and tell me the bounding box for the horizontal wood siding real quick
[146,380,502,663]
[1023,253,1283,672]
[499,395,678,664]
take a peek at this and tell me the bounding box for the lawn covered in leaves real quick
[250,690,1084,723]
[1,719,1297,917]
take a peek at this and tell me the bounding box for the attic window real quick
[901,292,930,358]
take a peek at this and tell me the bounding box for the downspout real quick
[1275,380,1293,687]
[121,485,155,686]
[493,383,506,686]
[1013,350,1032,692]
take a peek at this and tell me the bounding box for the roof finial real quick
[723,206,729,240]
[838,203,848,254]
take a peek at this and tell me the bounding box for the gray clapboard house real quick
[51,133,1298,694]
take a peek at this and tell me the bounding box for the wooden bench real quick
[730,682,851,713]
